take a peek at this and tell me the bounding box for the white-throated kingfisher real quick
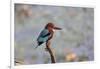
[35,23,62,48]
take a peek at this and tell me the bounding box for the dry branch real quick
[46,40,56,63]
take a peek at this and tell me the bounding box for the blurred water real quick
[14,4,94,65]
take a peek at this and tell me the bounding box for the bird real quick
[35,23,62,48]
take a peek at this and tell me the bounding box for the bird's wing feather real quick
[39,29,49,37]
[38,29,49,38]
[37,29,51,42]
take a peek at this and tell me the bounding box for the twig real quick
[46,40,56,63]
[14,60,22,64]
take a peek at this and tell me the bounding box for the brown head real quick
[45,23,62,30]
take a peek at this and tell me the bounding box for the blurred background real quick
[14,4,94,65]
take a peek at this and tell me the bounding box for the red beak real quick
[53,27,62,30]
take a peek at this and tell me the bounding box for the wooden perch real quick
[46,40,56,63]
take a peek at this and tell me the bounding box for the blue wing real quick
[37,29,51,43]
